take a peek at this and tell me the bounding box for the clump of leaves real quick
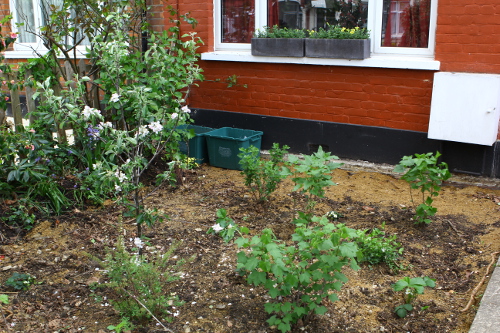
[239,143,290,202]
[355,223,404,272]
[392,276,436,318]
[5,272,36,291]
[283,146,343,212]
[394,151,451,224]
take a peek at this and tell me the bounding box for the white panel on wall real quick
[428,72,500,146]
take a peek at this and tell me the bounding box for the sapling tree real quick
[394,151,451,224]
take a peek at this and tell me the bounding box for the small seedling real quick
[392,276,435,318]
[5,272,36,291]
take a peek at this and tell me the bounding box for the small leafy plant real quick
[309,25,370,39]
[394,152,451,224]
[107,317,134,333]
[392,276,436,318]
[209,209,361,333]
[283,146,343,211]
[5,272,36,291]
[355,223,404,272]
[254,25,306,38]
[93,226,190,324]
[239,143,290,202]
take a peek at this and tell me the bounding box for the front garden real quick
[1,1,500,332]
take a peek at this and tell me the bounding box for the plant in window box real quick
[306,26,370,60]
[251,25,306,58]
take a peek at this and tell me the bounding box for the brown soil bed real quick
[1,163,500,333]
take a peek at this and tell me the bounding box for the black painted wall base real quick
[191,108,500,178]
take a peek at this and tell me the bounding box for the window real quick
[214,0,437,57]
[10,0,89,54]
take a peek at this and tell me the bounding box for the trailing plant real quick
[355,223,404,272]
[208,209,361,333]
[394,152,451,224]
[93,225,190,325]
[392,276,435,318]
[238,143,290,202]
[283,146,343,211]
[309,25,369,39]
[2,201,36,231]
[254,25,306,38]
[4,272,36,291]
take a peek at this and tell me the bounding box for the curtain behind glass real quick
[222,0,255,43]
[381,0,430,47]
[16,0,37,43]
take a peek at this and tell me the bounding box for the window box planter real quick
[251,38,305,57]
[305,39,370,60]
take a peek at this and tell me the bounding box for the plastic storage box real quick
[178,125,214,164]
[204,127,264,170]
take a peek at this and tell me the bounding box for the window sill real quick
[201,51,440,71]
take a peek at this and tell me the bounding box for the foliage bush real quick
[282,146,343,211]
[239,143,290,202]
[209,210,361,333]
[394,152,451,224]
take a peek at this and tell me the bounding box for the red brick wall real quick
[177,0,500,134]
[435,0,500,74]
[189,62,434,132]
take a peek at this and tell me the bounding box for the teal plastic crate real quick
[204,127,263,170]
[178,125,214,164]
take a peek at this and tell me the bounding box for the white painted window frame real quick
[213,0,439,58]
[9,0,88,58]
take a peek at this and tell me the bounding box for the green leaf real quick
[0,294,8,304]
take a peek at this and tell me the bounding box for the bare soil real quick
[1,162,500,333]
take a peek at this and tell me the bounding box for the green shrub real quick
[239,143,290,202]
[394,152,451,224]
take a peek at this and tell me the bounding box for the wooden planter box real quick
[251,38,305,57]
[305,39,370,60]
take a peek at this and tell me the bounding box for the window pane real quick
[381,0,431,47]
[15,0,37,43]
[222,0,255,43]
[268,0,368,30]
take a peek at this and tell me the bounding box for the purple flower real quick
[87,125,100,140]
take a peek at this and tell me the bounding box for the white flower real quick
[82,106,102,120]
[148,121,163,134]
[227,224,233,229]
[181,106,191,113]
[171,113,178,120]
[134,237,143,249]
[137,125,149,137]
[97,121,112,130]
[211,224,224,233]
[110,93,121,103]
[115,170,127,182]
[114,184,122,192]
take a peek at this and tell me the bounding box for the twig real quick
[460,251,500,312]
[121,288,174,332]
[0,306,12,332]
[445,219,462,236]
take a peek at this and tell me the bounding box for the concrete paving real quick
[468,256,500,332]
